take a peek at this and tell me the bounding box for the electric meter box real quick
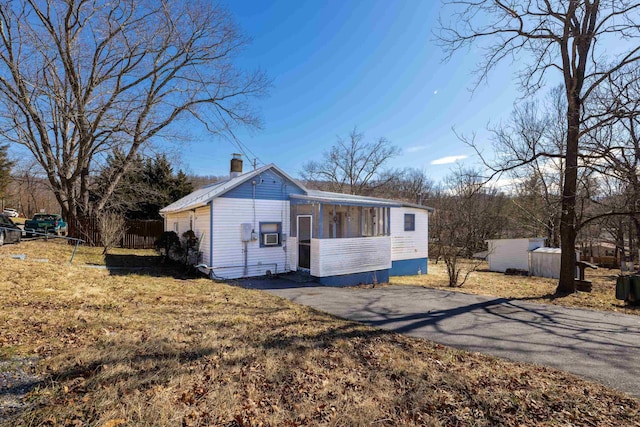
[241,223,253,242]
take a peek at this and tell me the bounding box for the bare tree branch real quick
[0,0,269,229]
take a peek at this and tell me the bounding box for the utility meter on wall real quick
[241,223,252,242]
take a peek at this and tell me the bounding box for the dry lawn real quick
[1,241,639,426]
[390,260,640,316]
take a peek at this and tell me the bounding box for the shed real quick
[529,247,562,278]
[486,238,546,273]
[529,247,580,279]
[160,157,433,286]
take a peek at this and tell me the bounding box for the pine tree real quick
[0,144,14,200]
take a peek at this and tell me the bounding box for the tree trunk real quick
[633,215,640,273]
[556,99,580,294]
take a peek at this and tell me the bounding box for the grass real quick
[390,260,640,315]
[1,241,639,426]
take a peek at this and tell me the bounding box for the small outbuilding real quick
[529,247,581,279]
[528,247,562,279]
[487,238,581,279]
[486,238,546,273]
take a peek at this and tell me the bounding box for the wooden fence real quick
[68,217,164,249]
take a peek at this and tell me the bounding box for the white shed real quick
[486,238,546,273]
[529,247,580,279]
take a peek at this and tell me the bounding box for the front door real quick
[297,215,312,270]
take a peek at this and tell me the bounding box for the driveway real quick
[240,278,640,397]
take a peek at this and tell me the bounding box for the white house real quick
[160,156,432,286]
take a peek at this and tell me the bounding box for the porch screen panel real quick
[298,216,311,269]
[348,206,362,238]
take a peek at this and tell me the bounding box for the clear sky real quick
[177,0,522,182]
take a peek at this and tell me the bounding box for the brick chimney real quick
[230,153,243,178]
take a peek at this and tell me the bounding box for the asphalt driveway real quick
[240,278,640,397]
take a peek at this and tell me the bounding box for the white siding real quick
[487,238,546,273]
[529,248,579,279]
[164,211,191,235]
[288,236,298,270]
[310,236,391,277]
[390,207,429,261]
[194,206,210,265]
[210,198,292,279]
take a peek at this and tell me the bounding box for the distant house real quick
[580,241,621,268]
[160,156,432,286]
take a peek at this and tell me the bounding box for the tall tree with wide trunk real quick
[439,0,640,293]
[0,0,267,233]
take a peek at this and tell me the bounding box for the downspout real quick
[247,180,257,277]
[282,182,287,273]
[209,201,214,268]
[244,240,248,276]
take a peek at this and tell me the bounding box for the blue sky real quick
[174,0,527,183]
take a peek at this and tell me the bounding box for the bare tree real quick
[376,168,434,204]
[301,128,400,195]
[97,210,126,255]
[0,0,268,231]
[430,168,505,286]
[489,87,568,246]
[7,159,58,216]
[439,0,640,293]
[589,103,640,271]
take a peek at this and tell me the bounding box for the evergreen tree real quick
[0,144,14,201]
[94,153,193,220]
[171,170,194,203]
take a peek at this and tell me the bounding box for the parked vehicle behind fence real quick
[2,208,19,217]
[0,213,22,245]
[24,214,68,237]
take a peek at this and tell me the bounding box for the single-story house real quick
[159,156,432,286]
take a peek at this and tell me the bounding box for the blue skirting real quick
[390,258,428,276]
[316,269,390,287]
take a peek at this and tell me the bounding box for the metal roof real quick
[159,164,307,214]
[160,164,434,214]
[486,237,546,242]
[290,190,434,211]
[531,247,562,254]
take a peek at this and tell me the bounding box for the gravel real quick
[0,356,41,423]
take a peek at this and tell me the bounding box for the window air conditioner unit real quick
[263,233,279,246]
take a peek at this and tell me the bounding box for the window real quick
[173,222,179,233]
[260,222,282,247]
[404,213,415,231]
